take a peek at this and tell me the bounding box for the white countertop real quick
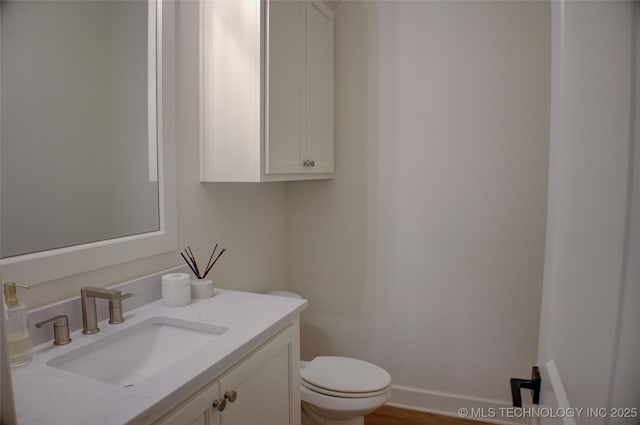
[12,289,307,425]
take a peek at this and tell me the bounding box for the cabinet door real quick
[154,379,220,425]
[265,0,305,175]
[200,0,261,182]
[305,0,334,174]
[219,325,298,425]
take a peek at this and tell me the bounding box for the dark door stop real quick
[510,366,541,407]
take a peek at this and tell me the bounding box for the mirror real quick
[1,0,159,258]
[0,0,176,284]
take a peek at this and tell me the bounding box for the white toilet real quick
[268,291,392,425]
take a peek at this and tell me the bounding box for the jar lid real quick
[161,273,190,287]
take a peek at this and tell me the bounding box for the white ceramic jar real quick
[161,273,191,307]
[191,279,214,299]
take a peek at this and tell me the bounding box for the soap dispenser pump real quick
[3,283,32,367]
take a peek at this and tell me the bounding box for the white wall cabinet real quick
[154,322,301,425]
[200,0,335,182]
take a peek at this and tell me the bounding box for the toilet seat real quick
[301,356,391,395]
[301,379,390,398]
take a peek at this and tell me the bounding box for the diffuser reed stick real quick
[180,244,226,279]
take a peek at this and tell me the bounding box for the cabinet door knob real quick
[224,390,238,403]
[212,399,227,411]
[303,159,316,167]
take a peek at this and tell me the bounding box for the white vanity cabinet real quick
[199,0,335,182]
[155,322,301,425]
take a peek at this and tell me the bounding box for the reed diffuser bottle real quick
[3,283,32,367]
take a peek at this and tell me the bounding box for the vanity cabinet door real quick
[219,324,300,425]
[188,413,212,425]
[154,379,220,425]
[153,321,301,425]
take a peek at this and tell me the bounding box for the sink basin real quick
[47,316,227,386]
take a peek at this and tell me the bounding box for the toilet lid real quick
[301,356,391,394]
[301,379,390,398]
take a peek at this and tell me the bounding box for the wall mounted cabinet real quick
[200,0,335,182]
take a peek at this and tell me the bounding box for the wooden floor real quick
[365,406,490,425]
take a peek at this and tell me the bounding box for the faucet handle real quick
[108,293,133,325]
[35,315,72,345]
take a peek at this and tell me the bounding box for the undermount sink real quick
[47,316,227,386]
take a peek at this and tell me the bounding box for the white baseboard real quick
[387,384,528,425]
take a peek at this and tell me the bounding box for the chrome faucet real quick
[80,287,133,334]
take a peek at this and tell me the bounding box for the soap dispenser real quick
[3,283,32,367]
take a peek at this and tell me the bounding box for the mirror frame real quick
[0,0,177,285]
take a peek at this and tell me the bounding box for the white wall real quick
[538,1,640,419]
[20,0,288,308]
[287,0,550,404]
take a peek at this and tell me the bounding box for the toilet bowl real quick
[300,356,391,425]
[267,291,391,425]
